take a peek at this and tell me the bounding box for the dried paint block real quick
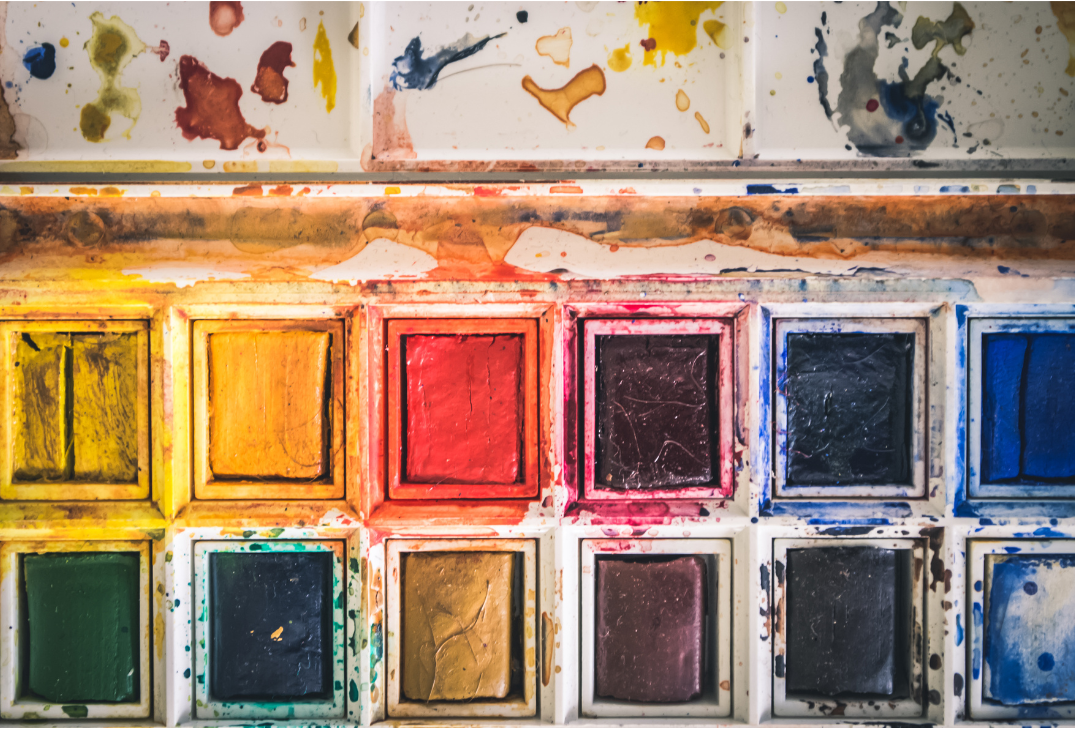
[14,332,139,483]
[594,556,707,703]
[404,334,523,484]
[985,554,1075,705]
[24,552,140,703]
[210,551,332,701]
[208,331,330,480]
[785,333,914,486]
[595,335,717,490]
[402,551,514,701]
[785,547,910,697]
[983,334,1075,482]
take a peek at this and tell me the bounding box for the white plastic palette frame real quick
[967,538,1075,720]
[967,317,1075,499]
[773,317,929,499]
[582,318,735,501]
[579,538,732,718]
[192,539,347,721]
[772,537,927,719]
[0,540,152,720]
[385,537,538,719]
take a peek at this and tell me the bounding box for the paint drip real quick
[390,32,505,90]
[22,43,56,79]
[175,55,266,150]
[313,21,336,113]
[251,42,294,104]
[80,12,146,143]
[521,64,606,126]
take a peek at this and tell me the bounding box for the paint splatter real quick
[59,37,69,48]
[695,111,710,133]
[815,2,974,157]
[147,40,170,62]
[536,27,572,67]
[251,42,294,104]
[0,87,21,159]
[348,22,360,49]
[521,64,605,126]
[1054,2,1075,77]
[635,1,724,66]
[646,135,666,150]
[675,89,690,111]
[175,55,266,150]
[775,1,787,13]
[23,44,56,79]
[517,10,528,23]
[80,13,146,143]
[608,43,632,71]
[209,2,244,37]
[312,21,337,113]
[372,87,417,159]
[702,19,730,49]
[390,32,504,90]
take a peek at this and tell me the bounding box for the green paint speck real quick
[165,551,173,563]
[349,679,359,702]
[61,705,88,718]
[242,530,255,538]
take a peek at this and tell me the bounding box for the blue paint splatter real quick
[806,75,815,83]
[939,185,971,193]
[997,184,1021,194]
[390,32,505,90]
[1024,581,1038,595]
[22,43,56,79]
[1039,652,1055,671]
[975,580,983,591]
[956,613,964,646]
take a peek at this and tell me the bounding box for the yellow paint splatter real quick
[385,186,401,195]
[636,1,724,66]
[770,89,776,96]
[1053,1,1075,76]
[608,43,632,72]
[313,21,337,113]
[80,12,146,142]
[202,160,215,169]
[645,135,666,150]
[536,27,572,67]
[775,71,782,80]
[59,37,69,48]
[695,111,710,133]
[522,65,606,127]
[703,19,730,50]
[222,160,257,172]
[675,89,690,111]
[775,2,787,14]
[271,626,284,641]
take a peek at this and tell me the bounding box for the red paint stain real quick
[296,186,311,196]
[232,184,263,196]
[372,87,417,160]
[474,186,504,197]
[149,40,170,62]
[640,37,656,51]
[617,187,637,195]
[866,98,879,112]
[175,55,266,151]
[550,185,583,194]
[251,41,294,104]
[405,334,523,488]
[269,184,294,196]
[209,1,244,36]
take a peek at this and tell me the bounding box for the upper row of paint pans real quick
[4,304,1071,518]
[2,1,1072,171]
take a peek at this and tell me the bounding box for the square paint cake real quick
[209,551,333,701]
[401,551,515,701]
[985,554,1075,705]
[982,333,1075,483]
[594,556,707,703]
[594,335,718,491]
[24,552,141,703]
[403,334,524,485]
[784,332,914,487]
[785,546,910,697]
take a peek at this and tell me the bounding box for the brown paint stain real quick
[80,12,146,143]
[347,22,360,49]
[251,42,294,104]
[209,1,244,36]
[0,86,21,159]
[675,89,690,111]
[695,111,710,133]
[232,184,263,197]
[372,87,416,159]
[521,64,606,127]
[269,184,294,196]
[646,135,666,150]
[175,55,267,151]
[535,27,572,67]
[1053,1,1075,76]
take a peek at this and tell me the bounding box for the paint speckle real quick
[517,10,528,23]
[313,21,337,113]
[148,40,170,62]
[695,111,710,133]
[175,55,266,150]
[1024,581,1038,595]
[776,2,787,13]
[675,89,690,111]
[866,98,879,112]
[536,27,572,67]
[646,135,666,150]
[59,37,69,48]
[608,43,632,71]
[522,64,606,126]
[270,626,284,641]
[390,32,504,90]
[80,13,146,143]
[635,1,724,65]
[1039,652,1056,671]
[23,44,56,79]
[209,2,244,37]
[251,41,294,104]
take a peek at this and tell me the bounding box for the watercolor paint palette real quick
[1,1,1072,172]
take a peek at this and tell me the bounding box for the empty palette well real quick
[386,319,539,500]
[0,541,151,720]
[386,538,537,718]
[193,540,346,720]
